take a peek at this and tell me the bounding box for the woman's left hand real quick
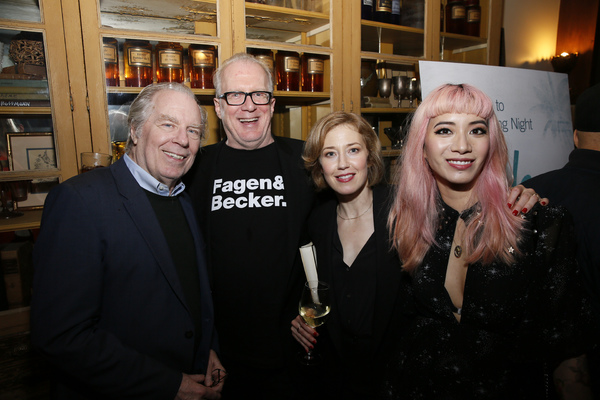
[291,315,318,353]
[507,185,548,216]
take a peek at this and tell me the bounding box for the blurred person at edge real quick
[525,83,600,399]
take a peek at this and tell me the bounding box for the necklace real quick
[337,201,373,220]
[454,245,462,258]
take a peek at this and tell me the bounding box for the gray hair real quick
[126,82,208,152]
[213,52,274,97]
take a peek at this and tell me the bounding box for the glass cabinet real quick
[79,0,339,151]
[351,0,503,158]
[0,1,77,396]
[0,0,76,229]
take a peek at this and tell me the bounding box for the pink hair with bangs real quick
[388,83,524,272]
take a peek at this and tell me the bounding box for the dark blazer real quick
[31,158,216,400]
[307,185,410,371]
[185,136,316,331]
[523,149,600,318]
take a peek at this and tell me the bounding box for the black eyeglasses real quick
[218,91,272,106]
[209,368,227,388]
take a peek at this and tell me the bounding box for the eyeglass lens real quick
[224,91,271,105]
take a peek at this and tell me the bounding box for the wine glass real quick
[384,126,405,149]
[392,76,408,107]
[378,78,392,98]
[407,77,420,108]
[298,280,331,366]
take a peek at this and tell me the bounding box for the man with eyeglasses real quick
[32,83,225,399]
[186,53,315,399]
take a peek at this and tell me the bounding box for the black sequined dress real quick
[383,202,596,399]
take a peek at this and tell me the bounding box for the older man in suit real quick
[31,83,223,399]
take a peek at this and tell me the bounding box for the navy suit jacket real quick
[31,158,216,399]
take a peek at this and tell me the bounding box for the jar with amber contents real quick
[123,40,153,87]
[445,0,466,34]
[248,48,275,86]
[189,44,216,89]
[276,50,300,91]
[465,0,481,37]
[155,42,184,83]
[103,37,119,86]
[301,53,325,92]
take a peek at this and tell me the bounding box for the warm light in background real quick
[515,27,558,65]
[503,0,560,68]
[550,52,578,73]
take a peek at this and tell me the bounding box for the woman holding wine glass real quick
[289,111,542,399]
[290,111,412,399]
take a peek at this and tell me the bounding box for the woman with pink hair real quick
[385,83,596,398]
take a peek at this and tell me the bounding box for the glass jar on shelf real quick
[102,37,119,87]
[188,44,216,89]
[374,0,392,23]
[155,42,184,83]
[123,40,153,87]
[301,53,325,92]
[465,0,481,37]
[275,50,300,91]
[445,0,466,34]
[248,48,275,86]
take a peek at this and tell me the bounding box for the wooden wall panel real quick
[556,0,599,102]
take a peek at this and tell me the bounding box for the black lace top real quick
[383,202,596,399]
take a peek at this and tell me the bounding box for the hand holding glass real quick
[298,280,330,365]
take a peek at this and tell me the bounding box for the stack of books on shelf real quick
[0,78,50,108]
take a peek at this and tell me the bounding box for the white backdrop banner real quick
[418,61,573,184]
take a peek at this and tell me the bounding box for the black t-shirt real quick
[209,143,289,367]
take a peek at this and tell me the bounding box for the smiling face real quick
[424,113,490,201]
[129,90,203,191]
[319,125,370,200]
[214,60,275,150]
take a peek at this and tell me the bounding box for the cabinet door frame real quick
[0,0,78,184]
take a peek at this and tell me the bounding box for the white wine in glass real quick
[298,280,331,366]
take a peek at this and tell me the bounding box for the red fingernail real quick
[507,203,512,209]
[312,331,318,337]
[541,201,547,206]
[312,339,317,344]
[309,344,314,350]
[521,208,528,214]
[512,210,518,216]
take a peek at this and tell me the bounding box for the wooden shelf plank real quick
[0,210,42,233]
